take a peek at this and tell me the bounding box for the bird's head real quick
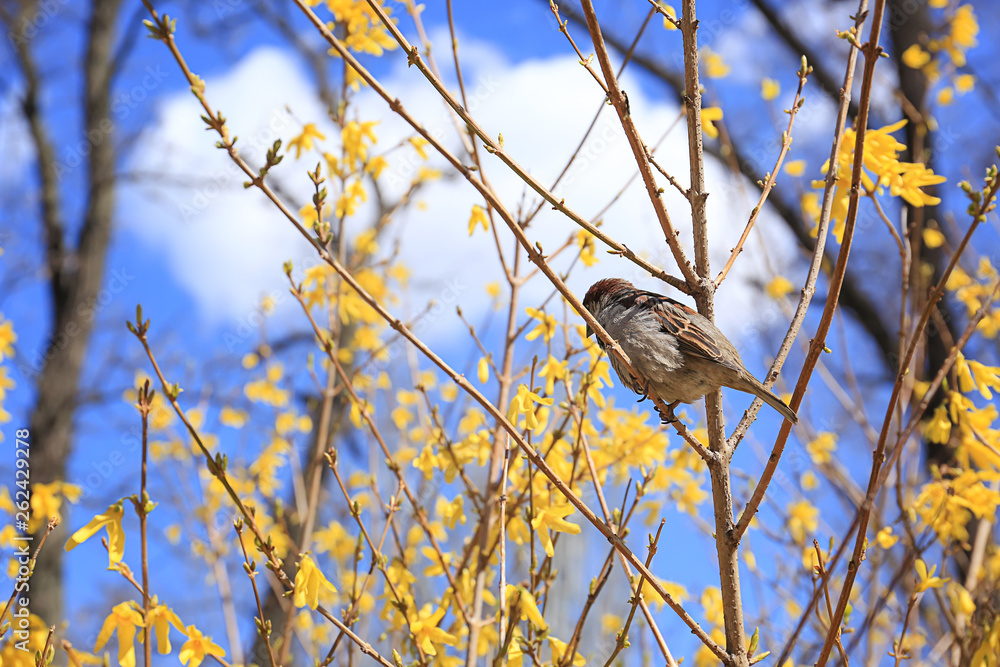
[582,278,634,338]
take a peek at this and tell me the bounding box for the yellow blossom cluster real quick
[694,587,729,667]
[0,481,82,535]
[576,229,599,266]
[325,303,724,664]
[913,468,1000,545]
[947,259,1000,338]
[811,120,946,242]
[306,0,398,56]
[0,313,15,435]
[59,503,226,667]
[244,361,291,407]
[909,249,1000,582]
[900,4,978,105]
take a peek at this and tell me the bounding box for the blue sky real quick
[2,0,999,664]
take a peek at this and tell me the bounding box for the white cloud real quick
[123,41,798,346]
[0,88,36,194]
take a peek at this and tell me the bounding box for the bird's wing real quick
[633,291,742,373]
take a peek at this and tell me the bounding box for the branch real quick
[575,0,700,289]
[678,0,710,295]
[677,1,749,663]
[523,6,657,228]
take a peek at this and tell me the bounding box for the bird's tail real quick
[731,375,798,424]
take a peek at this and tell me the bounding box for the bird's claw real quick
[656,400,681,425]
[636,379,652,404]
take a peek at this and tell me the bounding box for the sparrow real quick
[582,278,798,424]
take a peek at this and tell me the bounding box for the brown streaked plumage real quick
[582,278,797,423]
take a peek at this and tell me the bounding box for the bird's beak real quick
[585,325,594,338]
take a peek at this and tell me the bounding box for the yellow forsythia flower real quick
[701,107,723,139]
[94,602,145,667]
[508,384,553,430]
[761,78,780,101]
[915,558,949,592]
[876,526,899,549]
[293,555,338,609]
[178,625,226,667]
[923,228,946,248]
[923,403,951,444]
[65,501,125,569]
[766,276,795,299]
[530,502,581,557]
[549,637,586,667]
[410,604,458,656]
[784,160,806,177]
[409,136,429,159]
[525,307,557,342]
[506,585,547,628]
[287,123,326,159]
[146,603,185,654]
[468,205,488,235]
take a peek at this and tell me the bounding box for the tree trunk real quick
[28,0,122,627]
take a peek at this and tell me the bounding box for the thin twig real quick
[235,521,279,667]
[524,6,656,229]
[892,593,918,667]
[602,521,666,667]
[715,59,811,287]
[812,540,849,666]
[549,1,608,93]
[136,381,153,667]
[497,442,510,646]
